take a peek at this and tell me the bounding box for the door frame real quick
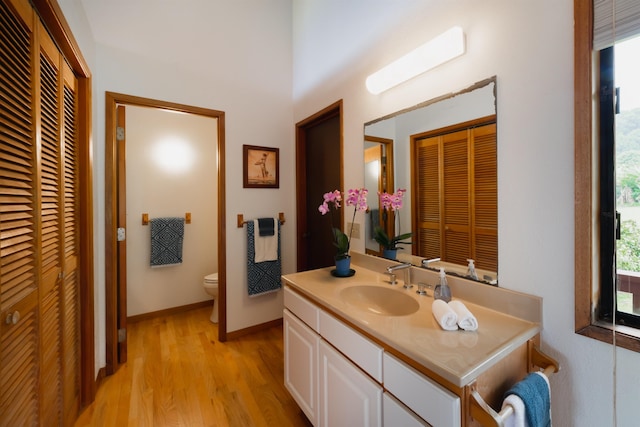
[105,93,227,375]
[295,100,343,271]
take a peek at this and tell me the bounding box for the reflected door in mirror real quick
[412,119,497,271]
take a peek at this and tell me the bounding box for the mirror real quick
[364,77,498,284]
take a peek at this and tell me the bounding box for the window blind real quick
[594,0,640,50]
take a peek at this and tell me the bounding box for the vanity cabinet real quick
[384,353,460,426]
[284,286,383,427]
[285,286,455,427]
[282,256,549,427]
[318,339,382,427]
[383,393,430,427]
[283,309,319,425]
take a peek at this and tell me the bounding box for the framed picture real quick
[243,145,279,188]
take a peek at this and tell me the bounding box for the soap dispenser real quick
[466,259,478,280]
[433,267,452,302]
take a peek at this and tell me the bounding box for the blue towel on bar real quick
[246,220,281,296]
[150,217,185,267]
[504,372,551,427]
[258,217,275,236]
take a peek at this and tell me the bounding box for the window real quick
[599,36,640,329]
[575,0,640,351]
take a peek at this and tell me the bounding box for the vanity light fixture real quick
[365,26,466,95]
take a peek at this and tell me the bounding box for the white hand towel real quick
[432,299,458,330]
[253,219,278,263]
[449,300,479,331]
[502,394,527,427]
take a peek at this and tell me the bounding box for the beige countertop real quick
[282,256,541,387]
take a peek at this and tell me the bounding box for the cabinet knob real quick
[5,311,20,325]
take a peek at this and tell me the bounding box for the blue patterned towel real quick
[150,217,185,267]
[246,221,281,296]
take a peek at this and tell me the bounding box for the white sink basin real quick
[340,285,419,316]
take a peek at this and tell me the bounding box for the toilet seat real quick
[204,273,218,284]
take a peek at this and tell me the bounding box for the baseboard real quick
[127,300,213,323]
[95,367,106,389]
[226,318,283,340]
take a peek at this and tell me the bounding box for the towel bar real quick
[468,341,559,427]
[237,212,285,228]
[142,213,191,225]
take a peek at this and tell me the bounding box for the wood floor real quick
[75,307,312,427]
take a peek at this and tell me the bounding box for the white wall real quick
[59,0,294,373]
[292,1,635,426]
[55,0,640,424]
[125,106,217,317]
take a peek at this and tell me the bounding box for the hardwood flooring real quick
[75,307,312,427]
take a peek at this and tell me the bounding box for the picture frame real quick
[243,144,279,188]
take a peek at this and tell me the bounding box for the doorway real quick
[295,101,343,271]
[105,93,226,375]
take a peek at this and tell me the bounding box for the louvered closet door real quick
[442,129,471,265]
[61,60,80,426]
[38,21,64,425]
[1,0,81,425]
[414,122,497,269]
[415,137,441,260]
[471,123,497,271]
[0,0,39,425]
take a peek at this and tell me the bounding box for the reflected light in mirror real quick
[366,26,466,95]
[366,160,380,181]
[152,137,196,174]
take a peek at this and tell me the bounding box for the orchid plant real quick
[318,188,369,259]
[374,188,412,251]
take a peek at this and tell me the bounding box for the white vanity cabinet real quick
[283,309,319,425]
[285,285,465,426]
[383,393,430,427]
[384,353,460,427]
[318,339,382,427]
[284,286,384,427]
[282,258,547,427]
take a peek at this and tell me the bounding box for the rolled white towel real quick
[448,300,478,331]
[432,299,458,331]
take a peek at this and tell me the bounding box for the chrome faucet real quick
[421,257,441,268]
[386,262,412,289]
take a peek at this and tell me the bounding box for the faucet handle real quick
[416,282,432,296]
[384,272,397,285]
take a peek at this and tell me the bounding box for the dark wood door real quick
[296,101,343,271]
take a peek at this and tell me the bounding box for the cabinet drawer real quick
[319,311,383,382]
[383,353,460,427]
[284,286,320,333]
[383,393,430,427]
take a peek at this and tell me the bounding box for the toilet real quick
[203,273,219,323]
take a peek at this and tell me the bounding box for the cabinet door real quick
[319,340,382,427]
[283,309,319,426]
[383,393,430,427]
